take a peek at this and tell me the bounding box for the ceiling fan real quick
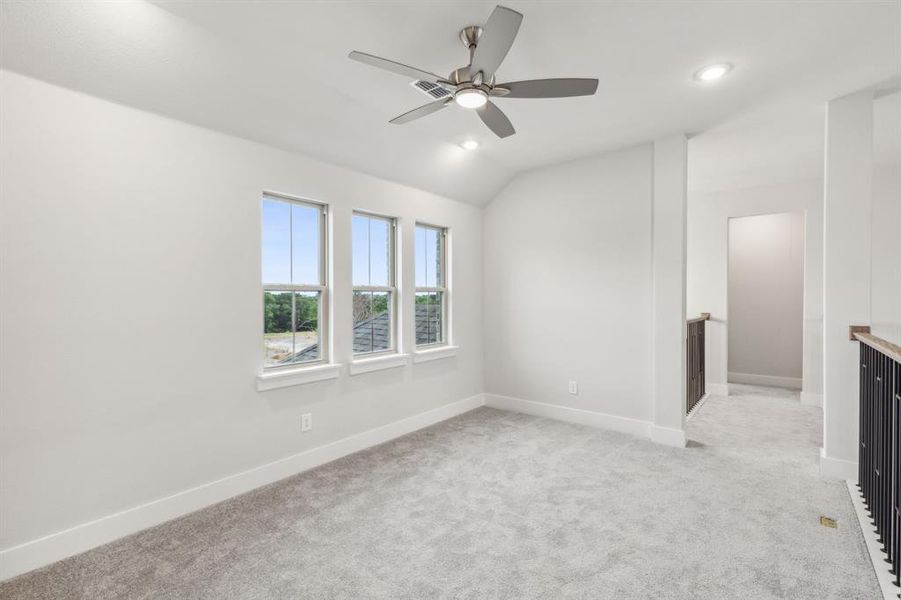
[348,5,598,139]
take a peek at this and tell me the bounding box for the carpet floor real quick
[0,385,879,599]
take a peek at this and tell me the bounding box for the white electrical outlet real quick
[568,381,578,395]
[301,413,312,432]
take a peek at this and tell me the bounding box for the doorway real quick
[727,212,805,389]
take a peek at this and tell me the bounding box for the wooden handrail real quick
[686,313,711,325]
[853,331,901,363]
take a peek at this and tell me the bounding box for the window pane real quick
[262,199,291,284]
[263,290,320,366]
[353,291,391,354]
[352,215,369,287]
[292,203,320,285]
[415,226,426,287]
[353,214,390,286]
[415,225,441,287]
[427,227,439,287]
[291,291,320,362]
[415,291,443,346]
[368,218,390,287]
[263,290,293,364]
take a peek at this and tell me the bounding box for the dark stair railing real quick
[854,328,901,594]
[686,313,710,415]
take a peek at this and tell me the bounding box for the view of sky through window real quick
[352,214,390,286]
[261,198,319,285]
[415,225,440,288]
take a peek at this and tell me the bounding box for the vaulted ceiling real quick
[2,1,899,204]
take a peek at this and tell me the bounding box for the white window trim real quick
[415,223,449,348]
[352,212,399,357]
[349,352,410,375]
[261,192,331,376]
[412,345,458,364]
[257,362,342,391]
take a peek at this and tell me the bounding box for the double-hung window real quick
[414,223,447,347]
[261,193,327,368]
[352,212,396,355]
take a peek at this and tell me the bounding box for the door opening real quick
[727,212,804,389]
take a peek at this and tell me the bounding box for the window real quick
[352,212,396,355]
[261,194,326,368]
[415,223,447,347]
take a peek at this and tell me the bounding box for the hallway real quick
[686,384,878,598]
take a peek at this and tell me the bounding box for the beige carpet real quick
[0,384,880,599]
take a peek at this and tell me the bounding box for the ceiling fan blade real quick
[469,6,523,81]
[390,98,453,125]
[496,78,599,98]
[349,51,445,85]
[477,101,515,138]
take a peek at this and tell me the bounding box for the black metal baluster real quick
[685,319,709,416]
[891,362,901,597]
[876,355,892,554]
[693,321,698,411]
[858,337,901,592]
[863,345,871,509]
[699,321,705,400]
[880,349,884,527]
[686,322,690,414]
[861,342,867,495]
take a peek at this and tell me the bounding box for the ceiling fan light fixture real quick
[460,140,479,150]
[454,88,488,109]
[694,63,732,82]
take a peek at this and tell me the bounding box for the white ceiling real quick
[1,0,899,204]
[688,83,901,194]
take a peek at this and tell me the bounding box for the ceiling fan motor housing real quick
[448,67,495,88]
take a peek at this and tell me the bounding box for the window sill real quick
[413,345,458,364]
[349,353,410,375]
[257,363,342,391]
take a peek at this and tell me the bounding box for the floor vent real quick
[819,515,837,528]
[411,80,451,100]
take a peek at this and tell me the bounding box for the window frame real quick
[261,191,329,371]
[414,222,448,348]
[352,210,398,357]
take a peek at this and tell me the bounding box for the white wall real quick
[871,165,901,345]
[727,212,804,387]
[483,144,655,423]
[0,71,484,569]
[651,135,688,446]
[687,179,824,401]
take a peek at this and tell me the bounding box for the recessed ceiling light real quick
[460,140,479,150]
[694,63,732,82]
[455,88,488,109]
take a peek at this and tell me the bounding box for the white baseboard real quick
[800,391,823,407]
[846,481,897,600]
[728,372,802,390]
[648,425,687,448]
[706,383,729,397]
[818,448,858,480]
[0,393,485,582]
[483,393,654,440]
